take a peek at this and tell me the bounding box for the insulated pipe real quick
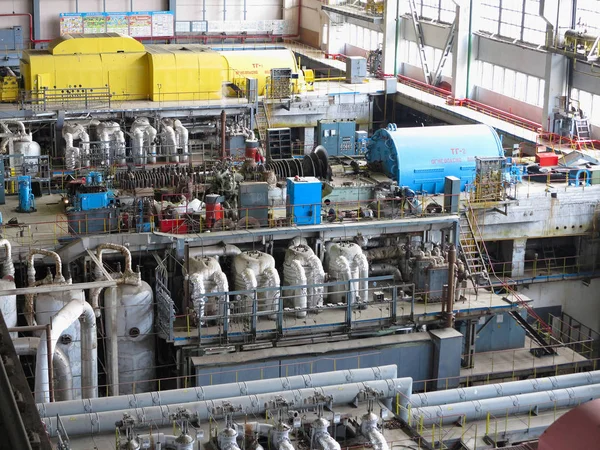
[312,418,341,450]
[213,270,229,317]
[38,365,398,418]
[354,253,369,303]
[306,253,325,309]
[163,125,178,162]
[331,255,352,303]
[147,125,157,164]
[35,298,85,403]
[80,301,98,399]
[189,244,242,258]
[14,337,73,402]
[132,127,144,164]
[290,260,308,318]
[221,110,227,159]
[369,263,402,281]
[411,383,600,425]
[95,243,137,282]
[0,239,14,277]
[174,119,189,162]
[25,249,65,326]
[410,370,600,408]
[43,378,411,437]
[263,266,281,320]
[360,413,389,450]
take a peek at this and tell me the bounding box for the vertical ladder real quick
[408,0,433,85]
[575,117,591,140]
[542,245,557,273]
[433,20,456,87]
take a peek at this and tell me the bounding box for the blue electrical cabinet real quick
[286,177,321,225]
[317,119,356,156]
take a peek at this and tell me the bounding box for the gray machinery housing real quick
[317,119,356,156]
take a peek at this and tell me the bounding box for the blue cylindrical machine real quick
[17,175,35,213]
[366,123,504,193]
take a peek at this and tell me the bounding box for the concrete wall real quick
[474,35,546,79]
[520,278,600,334]
[299,0,321,47]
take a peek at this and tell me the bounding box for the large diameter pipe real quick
[39,365,398,418]
[410,370,600,408]
[412,383,600,425]
[35,299,84,403]
[188,244,241,258]
[43,378,412,437]
[80,301,98,399]
[14,337,73,402]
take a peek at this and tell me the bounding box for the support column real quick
[302,127,314,154]
[32,0,41,45]
[382,0,400,76]
[511,238,527,277]
[451,0,473,99]
[540,0,573,131]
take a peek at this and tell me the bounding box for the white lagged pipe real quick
[189,272,207,321]
[262,266,281,320]
[25,249,65,325]
[289,259,307,318]
[213,270,229,319]
[132,127,144,164]
[0,238,14,277]
[14,337,73,402]
[146,125,157,163]
[35,298,85,403]
[80,300,98,399]
[354,253,369,303]
[330,255,352,304]
[360,413,389,450]
[163,125,178,162]
[240,268,257,315]
[307,253,325,308]
[174,119,189,162]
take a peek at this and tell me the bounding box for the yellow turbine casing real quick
[221,49,305,96]
[146,44,227,101]
[21,33,149,101]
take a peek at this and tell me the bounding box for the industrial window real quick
[475,60,544,107]
[400,40,452,78]
[479,0,547,46]
[576,0,600,33]
[412,0,455,23]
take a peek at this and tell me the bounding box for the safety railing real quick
[19,87,112,111]
[190,277,406,346]
[550,312,600,361]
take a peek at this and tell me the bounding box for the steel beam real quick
[0,280,116,296]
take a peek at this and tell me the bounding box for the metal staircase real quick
[408,0,433,85]
[460,202,560,357]
[542,245,557,274]
[458,210,489,292]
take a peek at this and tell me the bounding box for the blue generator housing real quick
[286,177,322,225]
[75,191,114,211]
[366,123,504,193]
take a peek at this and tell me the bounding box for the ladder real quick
[542,245,557,274]
[255,101,270,146]
[458,209,489,292]
[433,19,456,87]
[461,202,559,356]
[408,0,433,85]
[575,117,591,140]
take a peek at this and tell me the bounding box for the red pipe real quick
[0,13,51,44]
